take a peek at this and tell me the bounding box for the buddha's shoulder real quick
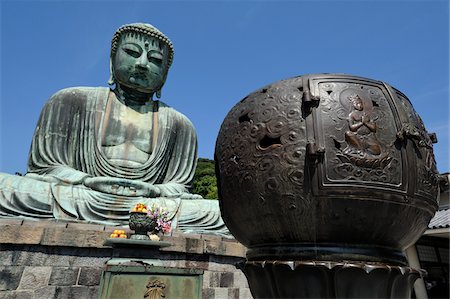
[47,87,109,104]
[158,101,195,127]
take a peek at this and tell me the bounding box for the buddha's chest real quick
[100,99,155,166]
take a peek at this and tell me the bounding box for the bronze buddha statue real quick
[0,23,229,237]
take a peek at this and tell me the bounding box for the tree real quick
[191,158,218,199]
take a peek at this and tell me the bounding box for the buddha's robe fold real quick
[0,87,228,236]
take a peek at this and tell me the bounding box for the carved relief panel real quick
[309,77,405,192]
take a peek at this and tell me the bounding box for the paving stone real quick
[0,266,24,290]
[17,266,52,290]
[77,267,103,286]
[49,267,79,286]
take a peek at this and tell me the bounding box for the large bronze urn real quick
[215,74,439,298]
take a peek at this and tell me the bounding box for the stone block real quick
[214,287,229,299]
[224,242,246,258]
[22,220,67,228]
[33,286,57,299]
[42,253,72,267]
[82,231,109,248]
[220,272,234,287]
[88,286,99,298]
[71,255,109,267]
[202,270,211,288]
[184,254,209,270]
[49,267,79,286]
[239,288,253,299]
[9,249,46,267]
[171,231,201,239]
[209,271,220,287]
[1,225,44,245]
[0,266,24,290]
[160,236,186,252]
[41,228,85,247]
[209,255,244,272]
[55,286,90,299]
[185,237,203,254]
[228,288,240,299]
[233,271,249,289]
[204,238,227,255]
[66,222,104,231]
[17,266,52,290]
[77,267,102,286]
[0,219,23,226]
[202,288,215,299]
[201,234,223,243]
[0,290,33,299]
[0,251,14,266]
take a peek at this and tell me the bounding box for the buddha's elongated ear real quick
[108,58,115,86]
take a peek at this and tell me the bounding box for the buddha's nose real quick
[135,56,149,70]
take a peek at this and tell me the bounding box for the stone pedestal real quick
[0,219,252,299]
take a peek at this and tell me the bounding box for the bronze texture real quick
[215,74,439,265]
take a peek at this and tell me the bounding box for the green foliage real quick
[191,158,218,199]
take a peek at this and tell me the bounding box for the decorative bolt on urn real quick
[215,74,439,298]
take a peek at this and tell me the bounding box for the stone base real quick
[238,260,424,299]
[0,219,253,299]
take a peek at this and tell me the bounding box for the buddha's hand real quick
[180,193,203,199]
[83,177,160,197]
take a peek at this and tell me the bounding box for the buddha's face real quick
[350,96,364,111]
[112,33,169,93]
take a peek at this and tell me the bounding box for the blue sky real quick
[1,0,449,174]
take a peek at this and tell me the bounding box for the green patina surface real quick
[0,23,229,238]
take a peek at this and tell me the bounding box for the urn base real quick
[238,260,424,299]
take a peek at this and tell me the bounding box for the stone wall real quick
[0,219,253,299]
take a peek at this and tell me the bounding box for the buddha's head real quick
[109,23,174,98]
